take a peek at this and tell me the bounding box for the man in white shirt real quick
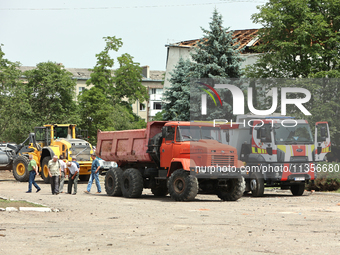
[67,161,79,195]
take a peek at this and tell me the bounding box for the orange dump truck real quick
[96,121,245,201]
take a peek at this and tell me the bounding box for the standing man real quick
[59,155,66,193]
[67,161,79,195]
[72,156,80,170]
[84,153,101,194]
[48,155,61,195]
[26,154,41,193]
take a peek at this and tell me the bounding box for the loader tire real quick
[168,169,198,201]
[250,172,265,197]
[41,156,51,184]
[217,177,245,201]
[151,182,168,197]
[13,156,30,182]
[290,183,305,196]
[105,167,123,196]
[121,168,143,198]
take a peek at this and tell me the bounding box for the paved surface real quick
[1,170,340,254]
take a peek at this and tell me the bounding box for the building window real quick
[151,88,156,94]
[140,103,146,111]
[79,87,85,94]
[153,102,162,110]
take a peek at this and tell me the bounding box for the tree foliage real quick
[246,0,340,78]
[0,45,32,143]
[113,53,148,104]
[24,62,79,125]
[78,36,147,143]
[163,9,245,122]
[162,58,192,121]
[191,9,244,79]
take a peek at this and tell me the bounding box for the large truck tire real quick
[41,156,51,184]
[168,169,198,201]
[250,172,265,197]
[13,156,30,182]
[121,168,143,198]
[217,177,245,201]
[151,182,168,197]
[290,183,305,196]
[105,167,123,196]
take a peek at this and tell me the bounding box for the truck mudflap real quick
[189,166,245,178]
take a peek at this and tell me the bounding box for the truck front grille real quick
[211,155,235,167]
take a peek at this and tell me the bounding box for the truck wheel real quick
[151,182,168,197]
[217,177,245,201]
[168,169,198,201]
[41,156,51,184]
[121,168,143,198]
[290,183,305,196]
[13,156,30,182]
[250,172,264,197]
[105,167,123,196]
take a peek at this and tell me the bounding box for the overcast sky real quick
[0,0,267,71]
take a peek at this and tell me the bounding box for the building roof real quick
[18,66,165,82]
[168,28,259,53]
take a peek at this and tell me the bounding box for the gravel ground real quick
[1,170,340,255]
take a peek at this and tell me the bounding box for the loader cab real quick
[34,124,77,147]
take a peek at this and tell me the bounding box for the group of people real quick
[26,153,102,195]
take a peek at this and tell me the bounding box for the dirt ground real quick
[1,170,340,255]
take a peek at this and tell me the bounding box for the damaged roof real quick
[169,28,259,53]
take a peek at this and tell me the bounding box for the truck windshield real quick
[176,126,222,142]
[273,123,313,145]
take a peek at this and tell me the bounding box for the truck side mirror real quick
[320,127,326,141]
[260,127,266,142]
[161,127,166,139]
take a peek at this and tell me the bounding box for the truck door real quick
[160,126,176,168]
[314,122,331,161]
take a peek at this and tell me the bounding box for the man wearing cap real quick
[84,153,101,194]
[48,155,61,195]
[67,161,79,195]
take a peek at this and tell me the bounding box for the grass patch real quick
[0,198,45,209]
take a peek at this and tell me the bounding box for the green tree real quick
[190,9,245,121]
[86,36,123,94]
[246,0,340,78]
[79,36,147,142]
[162,58,192,121]
[191,9,244,79]
[113,53,148,104]
[24,62,78,125]
[0,45,32,143]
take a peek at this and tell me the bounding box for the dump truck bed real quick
[96,121,166,165]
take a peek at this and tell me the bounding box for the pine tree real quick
[191,9,244,79]
[162,58,192,121]
[190,9,245,120]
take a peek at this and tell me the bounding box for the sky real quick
[0,0,267,71]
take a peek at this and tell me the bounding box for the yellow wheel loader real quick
[12,124,94,183]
